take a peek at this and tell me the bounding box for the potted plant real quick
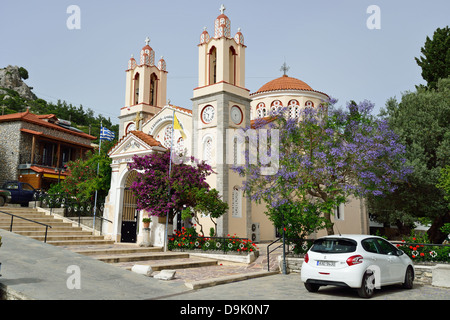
[142,217,151,228]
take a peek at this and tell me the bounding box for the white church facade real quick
[102,6,370,245]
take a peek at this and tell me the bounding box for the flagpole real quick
[93,120,102,234]
[164,109,176,252]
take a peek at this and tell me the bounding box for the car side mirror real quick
[396,249,404,256]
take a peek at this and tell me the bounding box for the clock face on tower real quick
[230,105,243,125]
[201,105,215,124]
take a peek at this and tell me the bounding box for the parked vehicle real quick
[0,188,11,206]
[301,234,414,298]
[1,181,38,206]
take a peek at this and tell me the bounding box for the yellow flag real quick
[173,114,187,140]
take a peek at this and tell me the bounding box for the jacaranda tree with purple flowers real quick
[233,99,411,236]
[128,151,217,221]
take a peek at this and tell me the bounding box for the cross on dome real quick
[145,37,150,46]
[280,62,290,76]
[219,4,226,14]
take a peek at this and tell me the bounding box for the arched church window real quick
[150,73,158,106]
[133,72,140,105]
[271,100,283,115]
[305,100,314,108]
[126,122,136,134]
[176,137,184,156]
[256,102,265,119]
[232,186,241,218]
[229,46,236,85]
[203,136,213,164]
[233,136,238,166]
[209,46,217,85]
[163,125,173,148]
[288,100,300,118]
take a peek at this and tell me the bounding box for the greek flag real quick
[100,126,115,141]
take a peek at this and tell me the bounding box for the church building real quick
[103,6,370,245]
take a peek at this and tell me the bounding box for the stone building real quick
[0,109,96,189]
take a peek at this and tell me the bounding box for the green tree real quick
[415,26,450,89]
[437,165,450,208]
[181,187,228,236]
[18,67,29,80]
[51,139,115,203]
[233,100,410,236]
[371,78,450,242]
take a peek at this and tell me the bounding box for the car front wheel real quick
[357,272,375,298]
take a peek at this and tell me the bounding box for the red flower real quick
[420,253,425,257]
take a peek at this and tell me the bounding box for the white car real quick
[301,234,414,298]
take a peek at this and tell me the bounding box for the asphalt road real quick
[161,272,450,300]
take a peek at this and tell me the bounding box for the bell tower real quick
[192,5,251,238]
[119,37,168,138]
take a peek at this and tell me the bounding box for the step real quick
[13,230,93,237]
[93,252,190,263]
[30,234,106,241]
[0,213,51,219]
[48,239,116,246]
[0,225,82,232]
[73,246,163,256]
[184,270,279,289]
[0,216,61,222]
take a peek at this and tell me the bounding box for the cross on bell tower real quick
[219,4,226,14]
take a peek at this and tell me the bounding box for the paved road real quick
[1,228,449,304]
[160,272,450,300]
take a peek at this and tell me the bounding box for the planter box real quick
[171,249,258,264]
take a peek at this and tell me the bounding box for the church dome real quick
[254,75,314,94]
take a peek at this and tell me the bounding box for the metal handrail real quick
[266,237,314,271]
[0,210,52,243]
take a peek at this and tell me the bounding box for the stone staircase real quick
[70,245,219,272]
[0,206,219,275]
[0,206,274,286]
[0,206,114,246]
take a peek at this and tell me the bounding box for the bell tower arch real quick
[119,37,168,138]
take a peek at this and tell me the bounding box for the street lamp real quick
[55,166,66,184]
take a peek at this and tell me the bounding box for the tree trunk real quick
[395,220,412,236]
[427,212,450,244]
[324,211,335,235]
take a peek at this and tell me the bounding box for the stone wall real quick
[0,122,22,184]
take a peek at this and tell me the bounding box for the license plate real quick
[317,260,335,267]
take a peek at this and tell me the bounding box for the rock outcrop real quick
[0,65,37,100]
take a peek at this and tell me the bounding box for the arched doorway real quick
[121,171,138,242]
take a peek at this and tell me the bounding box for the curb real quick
[184,270,279,290]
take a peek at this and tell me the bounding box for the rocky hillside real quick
[0,65,37,101]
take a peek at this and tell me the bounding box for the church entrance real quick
[121,171,138,243]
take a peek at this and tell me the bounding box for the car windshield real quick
[310,238,357,254]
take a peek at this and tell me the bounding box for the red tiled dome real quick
[254,75,314,94]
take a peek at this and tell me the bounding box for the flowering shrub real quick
[168,227,258,254]
[396,233,450,263]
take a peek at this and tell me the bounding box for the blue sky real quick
[1,0,449,124]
